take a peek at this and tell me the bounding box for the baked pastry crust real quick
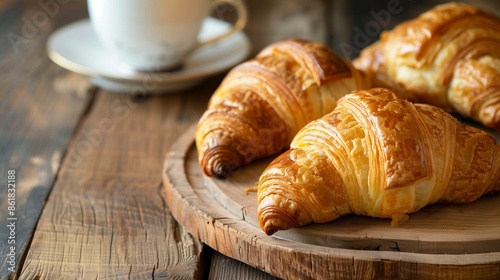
[354,3,500,130]
[196,39,368,177]
[257,88,500,235]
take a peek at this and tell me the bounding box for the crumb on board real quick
[391,213,409,227]
[244,184,258,195]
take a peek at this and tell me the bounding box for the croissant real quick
[196,39,368,178]
[353,3,500,131]
[257,88,500,235]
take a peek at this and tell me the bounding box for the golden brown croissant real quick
[257,88,500,235]
[196,39,368,178]
[353,3,500,131]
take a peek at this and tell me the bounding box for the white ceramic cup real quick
[87,0,247,71]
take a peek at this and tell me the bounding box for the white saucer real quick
[47,18,251,94]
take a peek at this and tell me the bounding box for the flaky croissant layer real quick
[196,39,368,178]
[257,88,500,235]
[353,2,500,131]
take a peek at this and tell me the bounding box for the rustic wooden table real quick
[0,0,279,278]
[3,1,500,279]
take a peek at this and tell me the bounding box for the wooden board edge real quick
[161,124,500,279]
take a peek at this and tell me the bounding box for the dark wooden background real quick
[1,0,500,279]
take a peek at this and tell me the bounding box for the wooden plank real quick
[209,250,280,280]
[18,78,217,278]
[0,1,94,278]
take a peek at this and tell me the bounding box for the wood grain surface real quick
[0,1,93,278]
[0,0,281,279]
[4,0,500,279]
[208,250,279,280]
[18,86,212,279]
[163,124,500,280]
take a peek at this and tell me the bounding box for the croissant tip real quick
[213,165,240,179]
[202,160,241,178]
[265,227,279,236]
[260,220,283,235]
[259,213,297,236]
[201,147,245,178]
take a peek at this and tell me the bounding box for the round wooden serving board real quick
[162,125,500,280]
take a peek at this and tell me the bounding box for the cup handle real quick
[189,0,248,53]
